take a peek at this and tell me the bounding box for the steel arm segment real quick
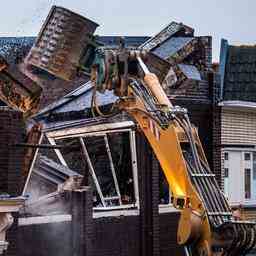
[119,72,256,255]
[119,73,212,255]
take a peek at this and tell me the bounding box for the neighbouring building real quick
[219,39,256,219]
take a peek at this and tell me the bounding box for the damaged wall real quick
[17,132,185,256]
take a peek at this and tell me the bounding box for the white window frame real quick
[23,121,140,214]
[222,148,256,206]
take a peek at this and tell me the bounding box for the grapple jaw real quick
[211,220,256,256]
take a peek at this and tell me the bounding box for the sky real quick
[0,0,255,61]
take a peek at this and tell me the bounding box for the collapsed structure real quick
[0,5,255,256]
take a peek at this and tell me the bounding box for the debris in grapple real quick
[25,6,99,81]
[0,56,41,115]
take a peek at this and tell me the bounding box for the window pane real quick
[253,153,256,199]
[81,132,135,208]
[245,168,251,199]
[224,152,229,161]
[224,168,229,196]
[253,153,256,177]
[224,168,229,178]
[244,153,251,161]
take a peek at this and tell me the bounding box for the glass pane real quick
[55,137,85,175]
[82,132,135,207]
[245,168,251,199]
[224,168,229,196]
[83,135,117,205]
[224,152,229,161]
[244,153,251,161]
[252,153,256,199]
[224,168,229,178]
[253,153,256,177]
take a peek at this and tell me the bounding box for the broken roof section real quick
[140,22,204,90]
[140,21,194,51]
[0,36,148,111]
[220,39,256,102]
[33,81,118,128]
[30,18,211,125]
[0,5,211,115]
[153,37,194,60]
[34,155,83,186]
[26,6,99,81]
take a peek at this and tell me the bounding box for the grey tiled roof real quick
[223,45,256,102]
[0,37,34,64]
[0,36,149,64]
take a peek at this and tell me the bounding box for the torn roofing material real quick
[33,81,118,122]
[222,43,256,102]
[140,21,194,51]
[153,37,194,60]
[178,64,201,81]
[34,154,83,185]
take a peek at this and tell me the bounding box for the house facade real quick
[219,40,256,219]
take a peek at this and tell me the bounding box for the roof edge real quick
[219,38,229,100]
[218,100,256,110]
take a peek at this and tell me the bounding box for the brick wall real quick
[18,221,72,256]
[211,72,222,186]
[136,132,160,256]
[93,216,140,256]
[159,212,184,256]
[18,189,91,256]
[0,107,26,256]
[0,107,25,195]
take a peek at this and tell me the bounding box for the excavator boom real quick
[90,46,256,255]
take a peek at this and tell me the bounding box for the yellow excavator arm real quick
[91,46,256,255]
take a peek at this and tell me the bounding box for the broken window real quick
[47,129,139,210]
[23,120,139,213]
[49,129,139,210]
[21,133,84,216]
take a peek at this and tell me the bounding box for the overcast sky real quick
[0,0,255,61]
